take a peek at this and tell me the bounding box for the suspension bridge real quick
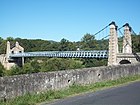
[1,21,140,69]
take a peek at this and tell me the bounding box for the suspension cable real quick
[93,25,109,36]
[117,26,123,31]
[131,28,137,35]
[93,21,115,36]
[101,35,110,40]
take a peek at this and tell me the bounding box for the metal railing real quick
[9,50,108,58]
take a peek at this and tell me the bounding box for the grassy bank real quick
[1,75,140,105]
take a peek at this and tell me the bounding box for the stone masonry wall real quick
[0,63,140,99]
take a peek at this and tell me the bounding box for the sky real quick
[0,0,140,41]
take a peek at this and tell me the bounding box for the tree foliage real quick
[40,58,84,72]
[132,35,140,52]
[58,38,76,51]
[81,33,97,50]
[0,63,5,76]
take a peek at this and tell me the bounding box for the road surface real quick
[43,81,140,105]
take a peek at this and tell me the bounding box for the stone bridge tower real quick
[108,22,118,66]
[0,41,24,70]
[122,23,132,53]
[109,22,140,65]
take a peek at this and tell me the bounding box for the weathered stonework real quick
[108,22,139,65]
[0,41,24,70]
[108,22,118,65]
[123,23,132,53]
[0,63,140,99]
[117,53,140,64]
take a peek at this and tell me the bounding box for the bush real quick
[41,58,67,71]
[82,58,107,67]
[4,60,41,76]
[22,60,40,74]
[40,58,84,72]
[0,63,5,76]
[68,59,84,69]
[5,66,22,76]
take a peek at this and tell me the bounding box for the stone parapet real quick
[0,63,140,99]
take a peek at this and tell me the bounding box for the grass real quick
[1,74,140,105]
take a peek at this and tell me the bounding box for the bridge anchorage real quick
[0,21,140,70]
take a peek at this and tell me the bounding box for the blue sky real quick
[0,0,140,41]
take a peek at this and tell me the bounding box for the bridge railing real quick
[9,50,108,58]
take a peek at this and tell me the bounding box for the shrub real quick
[0,63,5,76]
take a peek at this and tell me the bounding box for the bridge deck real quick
[117,53,140,58]
[9,50,108,58]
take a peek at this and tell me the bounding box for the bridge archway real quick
[119,60,131,64]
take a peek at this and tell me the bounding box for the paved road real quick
[45,81,140,105]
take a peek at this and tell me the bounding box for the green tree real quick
[6,37,14,41]
[0,63,5,76]
[96,39,109,50]
[5,66,22,76]
[30,60,41,72]
[132,35,140,52]
[0,37,3,44]
[82,58,107,68]
[40,58,84,72]
[81,33,97,50]
[40,41,59,51]
[22,60,40,74]
[68,59,84,69]
[0,40,6,54]
[59,38,70,51]
[41,58,67,71]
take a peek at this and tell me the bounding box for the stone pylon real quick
[6,41,11,61]
[122,23,132,53]
[2,41,25,70]
[108,22,118,66]
[4,41,15,70]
